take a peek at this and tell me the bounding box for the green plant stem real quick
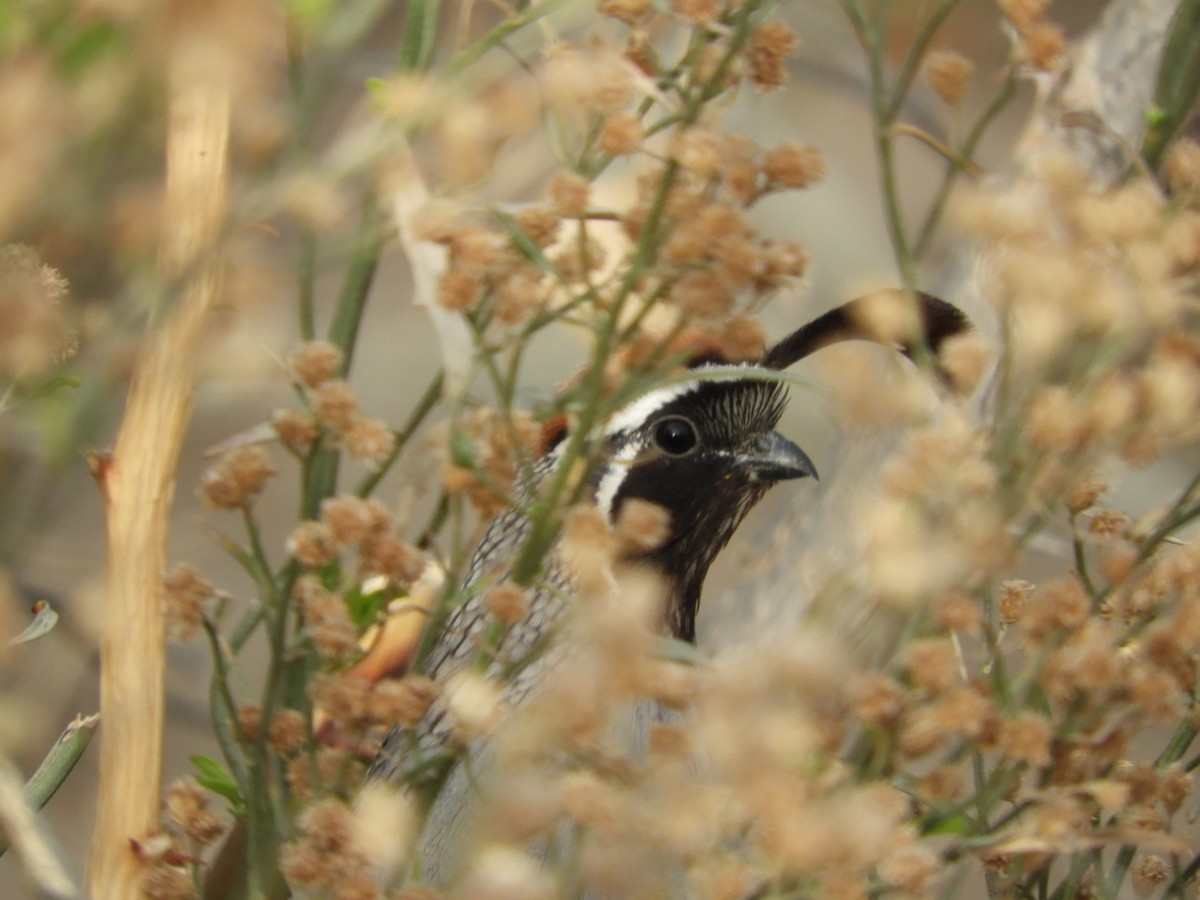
[844,0,993,283]
[1136,470,1200,566]
[287,22,318,342]
[1156,716,1199,769]
[1084,471,1200,619]
[1167,852,1200,896]
[859,10,918,288]
[913,67,1018,258]
[442,0,575,81]
[300,197,389,521]
[241,508,276,596]
[356,369,445,498]
[884,0,962,123]
[202,616,265,898]
[240,559,303,898]
[506,0,762,586]
[202,619,252,796]
[1108,845,1137,899]
[328,197,388,375]
[297,229,317,341]
[1069,512,1098,597]
[1141,0,1200,171]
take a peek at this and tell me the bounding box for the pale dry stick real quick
[86,75,230,897]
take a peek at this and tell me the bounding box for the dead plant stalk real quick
[87,73,231,897]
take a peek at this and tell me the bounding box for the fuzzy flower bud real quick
[437,270,479,312]
[368,676,439,726]
[297,576,359,658]
[548,171,590,218]
[273,408,319,454]
[287,520,339,567]
[310,380,359,430]
[999,0,1048,29]
[360,533,425,584]
[940,332,991,394]
[1065,472,1106,514]
[1021,21,1065,70]
[905,637,960,694]
[672,0,718,22]
[268,708,308,756]
[165,778,225,845]
[287,340,343,388]
[320,495,387,547]
[199,446,276,509]
[484,582,529,625]
[762,143,826,189]
[598,111,644,156]
[0,243,74,380]
[745,20,797,89]
[444,671,502,740]
[998,580,1035,624]
[343,415,395,466]
[1132,854,1170,898]
[598,0,651,24]
[925,50,973,104]
[312,673,371,729]
[163,563,219,642]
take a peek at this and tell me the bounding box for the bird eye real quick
[652,417,698,456]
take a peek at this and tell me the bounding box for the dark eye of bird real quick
[652,416,698,456]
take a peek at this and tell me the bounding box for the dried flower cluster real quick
[287,494,425,587]
[439,407,539,519]
[999,0,1066,70]
[163,563,222,642]
[0,243,74,382]
[199,445,276,509]
[274,340,396,467]
[925,49,974,105]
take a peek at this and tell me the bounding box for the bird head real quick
[585,290,971,641]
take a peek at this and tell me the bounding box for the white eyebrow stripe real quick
[601,362,764,437]
[602,381,699,438]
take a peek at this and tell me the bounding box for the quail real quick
[369,290,970,882]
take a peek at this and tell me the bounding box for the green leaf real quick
[491,209,564,277]
[318,561,344,592]
[398,0,441,72]
[925,811,972,836]
[23,375,80,404]
[189,754,244,813]
[344,582,393,630]
[55,20,126,77]
[0,713,98,860]
[365,76,387,103]
[448,428,476,468]
[9,600,58,645]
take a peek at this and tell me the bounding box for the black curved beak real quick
[737,431,818,483]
